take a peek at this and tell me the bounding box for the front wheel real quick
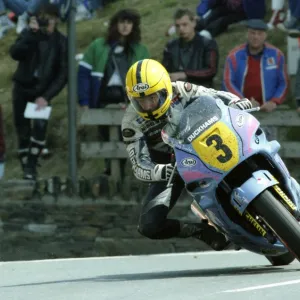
[251,190,300,261]
[265,252,295,266]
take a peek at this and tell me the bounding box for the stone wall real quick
[2,157,299,262]
[0,180,210,261]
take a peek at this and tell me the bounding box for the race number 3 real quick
[206,134,233,163]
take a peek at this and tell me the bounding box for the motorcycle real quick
[161,95,300,265]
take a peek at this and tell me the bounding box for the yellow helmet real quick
[126,59,173,120]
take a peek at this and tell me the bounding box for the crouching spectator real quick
[196,0,266,39]
[267,0,285,30]
[0,105,5,180]
[9,3,68,180]
[223,19,288,113]
[277,0,300,37]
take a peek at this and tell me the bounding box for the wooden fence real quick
[253,106,300,158]
[80,104,127,181]
[80,105,300,179]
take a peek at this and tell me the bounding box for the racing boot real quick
[178,222,229,251]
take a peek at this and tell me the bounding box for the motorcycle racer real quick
[121,58,253,250]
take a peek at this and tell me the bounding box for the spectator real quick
[196,0,266,39]
[294,57,300,113]
[223,19,288,113]
[75,0,95,22]
[16,0,96,35]
[2,0,111,37]
[0,0,60,37]
[267,0,286,30]
[15,0,46,34]
[17,0,83,34]
[75,0,118,21]
[0,105,5,180]
[10,3,68,180]
[162,8,218,88]
[277,0,300,37]
[77,8,150,175]
[0,0,46,36]
[0,0,24,39]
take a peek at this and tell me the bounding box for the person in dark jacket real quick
[162,8,218,88]
[10,3,68,180]
[196,0,266,39]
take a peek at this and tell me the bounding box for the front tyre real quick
[265,252,295,266]
[251,190,300,261]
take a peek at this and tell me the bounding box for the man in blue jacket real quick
[196,0,266,38]
[223,19,288,113]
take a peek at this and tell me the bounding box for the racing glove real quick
[228,98,252,110]
[153,164,175,181]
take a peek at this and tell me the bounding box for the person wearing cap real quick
[223,19,289,113]
[77,9,149,175]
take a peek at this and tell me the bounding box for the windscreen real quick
[177,96,222,143]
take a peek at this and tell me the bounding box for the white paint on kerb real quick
[222,279,300,293]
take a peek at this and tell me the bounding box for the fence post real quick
[105,104,125,183]
[109,125,121,182]
[67,0,78,193]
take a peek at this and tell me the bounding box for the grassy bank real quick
[0,0,291,180]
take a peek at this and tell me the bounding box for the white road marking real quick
[0,250,248,264]
[222,279,300,293]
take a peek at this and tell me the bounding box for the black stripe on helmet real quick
[136,60,145,97]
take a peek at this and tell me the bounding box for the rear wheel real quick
[265,252,295,266]
[251,190,300,261]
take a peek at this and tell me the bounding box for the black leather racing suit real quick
[121,81,242,240]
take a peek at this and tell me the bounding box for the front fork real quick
[190,169,300,241]
[229,170,300,240]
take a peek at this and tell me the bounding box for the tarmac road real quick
[1,250,299,300]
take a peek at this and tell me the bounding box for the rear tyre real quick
[265,251,295,266]
[251,190,300,261]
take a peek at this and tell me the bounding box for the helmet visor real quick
[130,89,168,118]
